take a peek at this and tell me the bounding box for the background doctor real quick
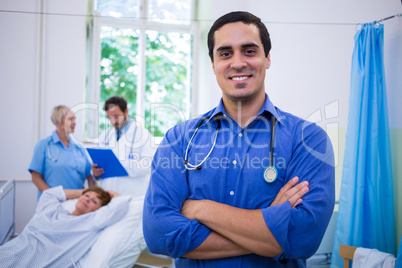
[92,96,156,196]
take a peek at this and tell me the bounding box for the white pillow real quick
[63,196,146,268]
[79,195,146,268]
[98,175,149,197]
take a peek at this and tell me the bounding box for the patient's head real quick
[74,187,112,215]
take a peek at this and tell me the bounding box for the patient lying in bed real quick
[0,186,130,267]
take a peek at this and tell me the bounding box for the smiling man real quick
[143,11,335,267]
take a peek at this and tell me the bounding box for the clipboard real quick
[86,148,129,179]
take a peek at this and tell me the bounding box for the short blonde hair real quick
[51,105,70,125]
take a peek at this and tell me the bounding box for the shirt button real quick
[232,160,237,165]
[239,133,243,137]
[230,191,234,196]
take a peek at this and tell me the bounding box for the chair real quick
[340,244,398,268]
[339,244,357,268]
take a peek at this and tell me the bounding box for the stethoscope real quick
[104,120,137,159]
[183,114,278,183]
[47,138,84,162]
[184,116,221,170]
[47,141,59,162]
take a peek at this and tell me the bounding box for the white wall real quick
[0,0,88,232]
[0,0,401,242]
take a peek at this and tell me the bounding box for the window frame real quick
[85,0,199,142]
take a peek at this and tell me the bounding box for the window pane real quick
[145,30,192,137]
[96,0,139,18]
[99,26,139,133]
[148,0,192,25]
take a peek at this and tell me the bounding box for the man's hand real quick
[92,163,104,178]
[179,176,309,258]
[182,176,309,219]
[270,176,309,207]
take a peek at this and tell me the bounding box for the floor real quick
[133,253,174,268]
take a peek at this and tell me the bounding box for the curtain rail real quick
[378,13,402,23]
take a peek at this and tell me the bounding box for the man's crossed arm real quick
[181,176,309,259]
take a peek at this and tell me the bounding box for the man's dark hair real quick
[207,11,271,61]
[103,96,128,113]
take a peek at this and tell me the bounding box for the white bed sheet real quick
[62,194,146,268]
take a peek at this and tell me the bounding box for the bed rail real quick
[0,179,16,245]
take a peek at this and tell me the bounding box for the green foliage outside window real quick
[99,27,191,137]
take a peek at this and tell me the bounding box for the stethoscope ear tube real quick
[47,141,59,162]
[184,114,275,178]
[184,116,220,170]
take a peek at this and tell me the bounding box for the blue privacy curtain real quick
[330,22,396,268]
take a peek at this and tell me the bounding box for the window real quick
[85,0,196,141]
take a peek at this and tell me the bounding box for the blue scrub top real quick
[28,131,91,198]
[143,94,335,267]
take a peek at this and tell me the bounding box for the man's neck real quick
[223,94,266,128]
[118,118,130,131]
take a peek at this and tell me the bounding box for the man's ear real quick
[211,60,216,74]
[124,108,129,117]
[266,53,271,69]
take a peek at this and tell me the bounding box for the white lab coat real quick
[97,120,156,196]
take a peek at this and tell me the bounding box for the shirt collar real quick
[117,119,133,136]
[51,130,79,147]
[208,93,283,125]
[51,130,61,143]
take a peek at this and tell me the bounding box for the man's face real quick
[211,22,270,104]
[106,105,128,130]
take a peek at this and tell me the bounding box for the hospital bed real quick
[62,193,148,267]
[0,179,16,246]
[0,178,152,267]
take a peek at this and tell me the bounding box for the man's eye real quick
[220,52,231,57]
[245,49,256,55]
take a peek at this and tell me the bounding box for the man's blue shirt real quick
[143,94,335,267]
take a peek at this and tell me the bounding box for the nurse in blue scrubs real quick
[29,105,96,198]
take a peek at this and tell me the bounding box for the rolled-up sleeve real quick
[262,121,335,262]
[143,125,211,258]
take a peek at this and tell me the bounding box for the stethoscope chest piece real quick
[263,166,277,183]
